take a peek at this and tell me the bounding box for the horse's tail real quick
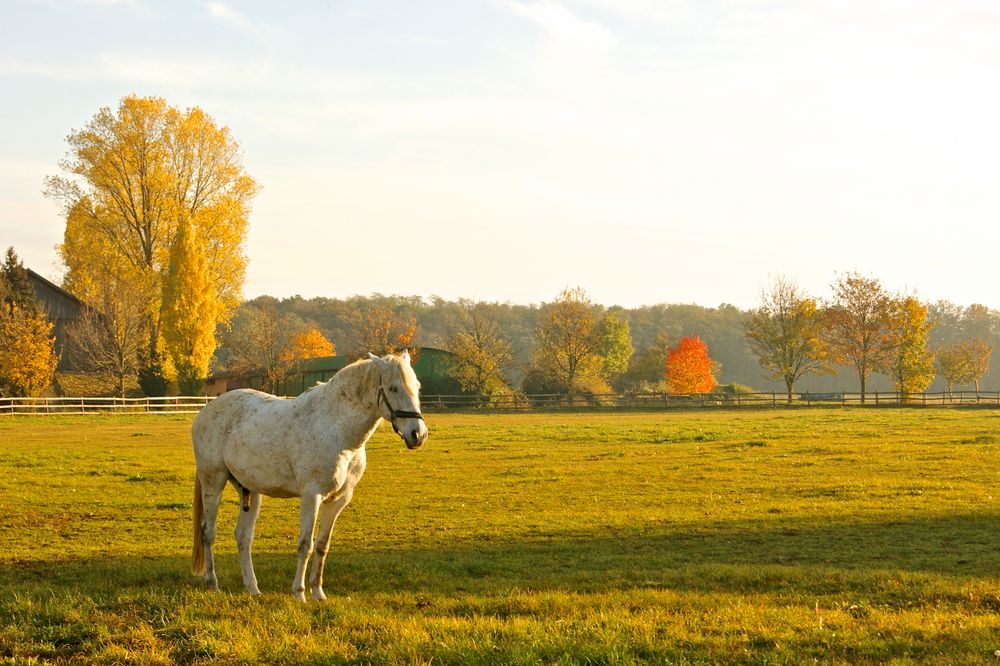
[191,474,205,576]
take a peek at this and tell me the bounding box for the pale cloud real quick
[0,53,372,96]
[503,0,617,52]
[499,0,618,93]
[53,0,137,5]
[204,2,284,40]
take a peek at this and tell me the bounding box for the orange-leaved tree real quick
[665,336,717,394]
[282,328,335,364]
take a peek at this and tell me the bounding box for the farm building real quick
[205,347,460,397]
[26,268,86,371]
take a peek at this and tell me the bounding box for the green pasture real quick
[2,408,1000,664]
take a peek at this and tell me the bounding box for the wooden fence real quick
[3,391,1000,415]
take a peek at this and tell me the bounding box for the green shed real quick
[207,347,459,397]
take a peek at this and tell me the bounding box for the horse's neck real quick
[313,360,382,446]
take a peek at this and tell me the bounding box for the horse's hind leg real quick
[198,473,227,591]
[234,490,263,595]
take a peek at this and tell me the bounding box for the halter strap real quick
[377,383,424,434]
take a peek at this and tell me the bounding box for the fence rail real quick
[3,391,1000,415]
[418,390,1000,410]
[0,396,215,415]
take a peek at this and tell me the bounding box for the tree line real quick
[745,274,991,402]
[224,278,995,402]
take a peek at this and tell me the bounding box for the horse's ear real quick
[368,352,388,371]
[400,349,411,365]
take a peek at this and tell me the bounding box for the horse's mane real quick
[307,358,381,408]
[301,355,418,410]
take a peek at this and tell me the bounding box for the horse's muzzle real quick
[403,423,428,449]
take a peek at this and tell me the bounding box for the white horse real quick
[190,351,428,601]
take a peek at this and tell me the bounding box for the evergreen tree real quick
[1,247,37,314]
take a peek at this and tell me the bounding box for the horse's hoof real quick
[247,587,261,596]
[311,588,327,601]
[293,590,307,603]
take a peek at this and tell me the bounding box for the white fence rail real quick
[0,396,214,415]
[3,391,1000,415]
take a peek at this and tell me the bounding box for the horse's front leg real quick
[308,489,354,601]
[292,493,322,602]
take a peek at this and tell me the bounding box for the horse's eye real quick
[389,386,398,394]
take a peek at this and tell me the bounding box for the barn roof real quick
[26,269,85,308]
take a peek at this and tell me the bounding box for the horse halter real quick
[377,383,424,435]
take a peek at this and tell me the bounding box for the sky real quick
[2,0,1000,309]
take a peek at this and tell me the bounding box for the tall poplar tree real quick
[161,217,218,395]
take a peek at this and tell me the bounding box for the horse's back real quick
[193,389,287,461]
[193,389,307,496]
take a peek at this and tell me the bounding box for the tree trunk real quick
[785,376,793,404]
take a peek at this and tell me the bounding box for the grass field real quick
[2,408,1000,664]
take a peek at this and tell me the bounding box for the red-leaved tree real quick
[665,336,717,393]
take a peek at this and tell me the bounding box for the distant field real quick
[2,409,1000,664]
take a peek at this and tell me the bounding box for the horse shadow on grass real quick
[5,512,998,602]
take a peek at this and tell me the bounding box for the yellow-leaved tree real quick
[446,302,514,400]
[0,304,58,398]
[351,304,416,356]
[0,248,58,397]
[881,296,936,395]
[45,95,257,394]
[533,287,606,399]
[745,276,830,402]
[161,217,218,395]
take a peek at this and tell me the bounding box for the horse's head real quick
[368,350,428,450]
